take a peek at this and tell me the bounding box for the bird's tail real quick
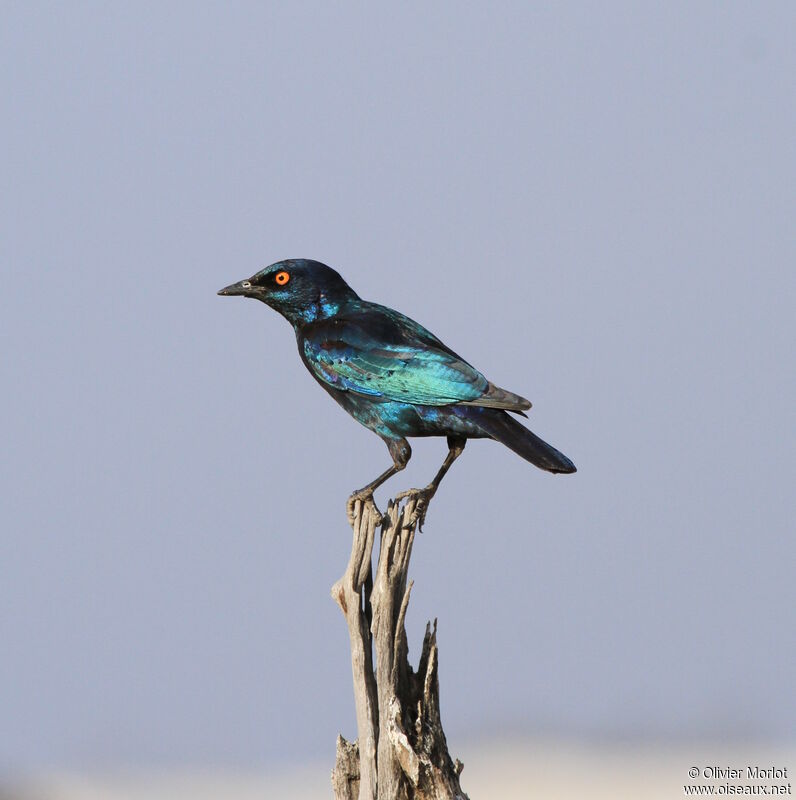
[475,409,577,474]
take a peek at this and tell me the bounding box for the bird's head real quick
[218,259,359,327]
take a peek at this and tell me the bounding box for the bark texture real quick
[331,496,468,800]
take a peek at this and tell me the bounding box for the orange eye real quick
[275,271,290,286]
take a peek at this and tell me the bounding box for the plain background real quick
[1,1,794,776]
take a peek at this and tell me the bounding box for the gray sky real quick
[1,0,794,774]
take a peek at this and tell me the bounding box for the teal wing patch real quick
[302,316,488,406]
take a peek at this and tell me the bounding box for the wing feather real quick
[301,307,531,410]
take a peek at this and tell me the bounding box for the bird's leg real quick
[349,463,400,503]
[347,438,411,524]
[395,436,467,529]
[345,464,396,526]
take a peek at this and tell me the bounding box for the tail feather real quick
[476,410,576,474]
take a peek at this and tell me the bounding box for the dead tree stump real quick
[331,495,468,800]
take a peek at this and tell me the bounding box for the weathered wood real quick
[332,494,468,800]
[331,498,380,800]
[332,735,361,800]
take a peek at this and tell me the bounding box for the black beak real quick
[217,280,253,297]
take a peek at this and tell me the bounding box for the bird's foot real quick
[394,484,438,531]
[346,489,381,527]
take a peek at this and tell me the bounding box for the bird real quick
[219,259,575,518]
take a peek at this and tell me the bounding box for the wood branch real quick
[332,735,360,800]
[331,495,469,800]
[331,498,380,800]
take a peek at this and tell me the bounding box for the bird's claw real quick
[394,485,437,531]
[346,492,368,526]
[346,490,381,526]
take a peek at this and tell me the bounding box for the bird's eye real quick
[241,280,252,289]
[275,271,290,286]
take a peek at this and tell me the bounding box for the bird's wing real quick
[458,381,532,412]
[301,307,531,410]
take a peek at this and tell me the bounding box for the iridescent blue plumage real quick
[301,309,488,404]
[219,259,575,504]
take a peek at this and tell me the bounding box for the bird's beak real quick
[218,280,253,297]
